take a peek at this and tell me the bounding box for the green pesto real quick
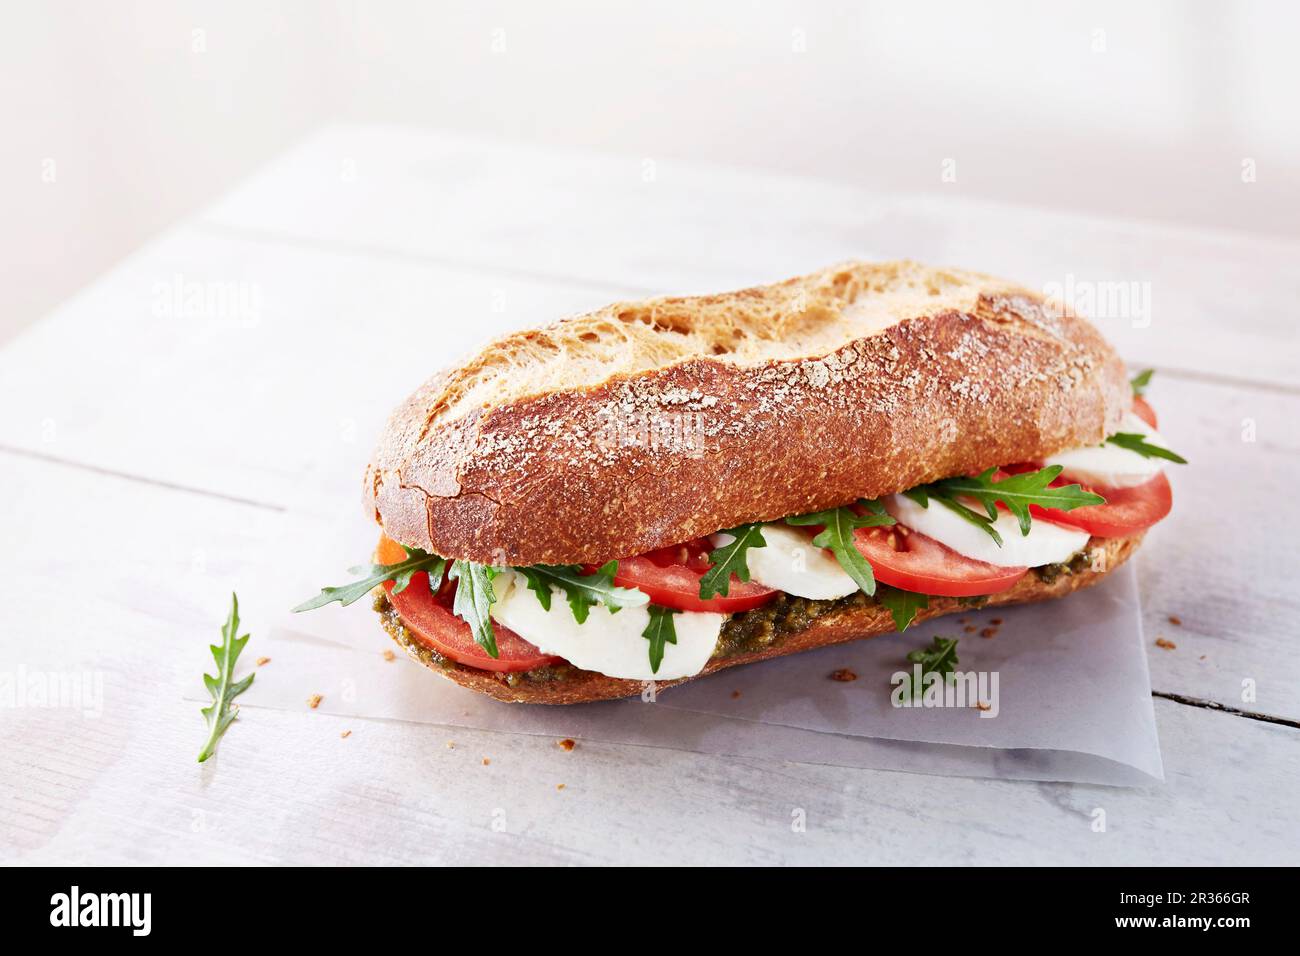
[1034,550,1093,586]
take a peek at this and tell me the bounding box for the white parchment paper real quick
[213,505,1164,787]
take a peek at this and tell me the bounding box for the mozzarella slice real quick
[885,494,1089,568]
[1043,412,1169,488]
[714,524,859,600]
[488,572,724,681]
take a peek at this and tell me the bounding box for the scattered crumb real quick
[730,690,742,700]
[307,694,323,709]
[963,625,977,633]
[958,618,968,625]
[556,783,566,791]
[482,758,491,766]
[830,668,857,682]
[990,618,1002,626]
[382,649,396,661]
[1155,638,1177,650]
[975,701,991,712]
[447,741,456,749]
[340,730,352,739]
[557,738,576,752]
[980,627,998,639]
[255,656,271,666]
[1199,655,1207,661]
[1167,615,1182,627]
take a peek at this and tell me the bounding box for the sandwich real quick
[294,261,1184,704]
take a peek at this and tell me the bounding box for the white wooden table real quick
[2,125,1298,865]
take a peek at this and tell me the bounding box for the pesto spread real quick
[1034,550,1093,585]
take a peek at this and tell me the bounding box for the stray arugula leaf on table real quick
[1130,368,1154,396]
[903,636,959,696]
[198,593,255,763]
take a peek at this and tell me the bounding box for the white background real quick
[3,0,1298,345]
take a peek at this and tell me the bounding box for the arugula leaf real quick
[699,524,767,599]
[1106,432,1188,464]
[904,636,960,696]
[198,593,256,763]
[292,545,445,612]
[786,500,895,597]
[1130,368,1154,396]
[642,605,680,674]
[905,482,1005,546]
[923,466,1105,537]
[877,586,929,632]
[517,561,647,623]
[449,560,499,658]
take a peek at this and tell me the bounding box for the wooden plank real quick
[1134,374,1300,717]
[198,125,1300,386]
[0,229,626,510]
[2,455,1298,866]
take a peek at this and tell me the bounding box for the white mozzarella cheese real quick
[1043,412,1169,488]
[488,572,724,681]
[884,494,1089,568]
[714,524,859,600]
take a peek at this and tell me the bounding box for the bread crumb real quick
[482,758,491,765]
[556,783,566,791]
[340,730,351,739]
[1199,655,1207,661]
[1167,615,1182,626]
[255,656,271,666]
[963,625,977,633]
[730,690,742,699]
[989,618,1002,626]
[975,701,991,712]
[382,649,396,661]
[447,741,455,749]
[980,627,998,639]
[830,668,857,682]
[557,738,576,752]
[1155,638,1177,650]
[307,694,322,709]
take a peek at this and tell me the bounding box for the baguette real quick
[365,261,1128,567]
[378,533,1142,704]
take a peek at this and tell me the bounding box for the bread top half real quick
[365,260,1129,565]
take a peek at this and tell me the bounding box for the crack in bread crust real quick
[380,533,1141,705]
[366,261,1129,565]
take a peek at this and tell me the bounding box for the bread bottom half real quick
[376,533,1142,705]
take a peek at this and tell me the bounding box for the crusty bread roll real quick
[365,260,1129,566]
[377,533,1141,704]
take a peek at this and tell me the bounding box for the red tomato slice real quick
[376,535,560,672]
[852,525,1027,597]
[1031,472,1172,538]
[611,537,778,613]
[1132,396,1158,428]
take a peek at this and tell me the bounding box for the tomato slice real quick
[1031,472,1171,538]
[852,525,1027,597]
[376,534,560,672]
[611,537,778,613]
[1132,396,1158,428]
